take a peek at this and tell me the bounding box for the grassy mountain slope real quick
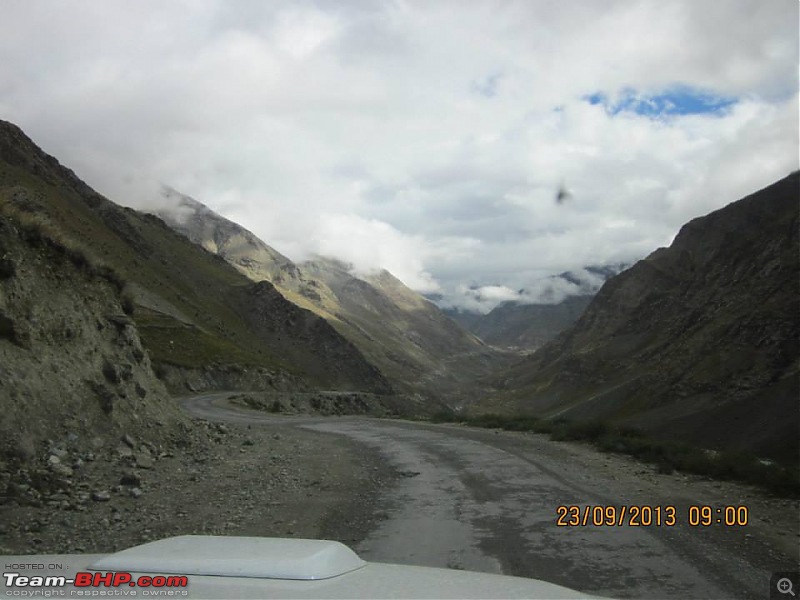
[487,173,799,463]
[0,120,389,395]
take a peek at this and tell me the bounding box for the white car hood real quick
[1,535,608,599]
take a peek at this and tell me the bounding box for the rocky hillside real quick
[0,118,395,541]
[489,173,799,463]
[0,200,196,515]
[0,209,185,452]
[0,120,390,398]
[155,191,495,400]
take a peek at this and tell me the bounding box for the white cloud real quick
[272,6,340,59]
[447,284,525,314]
[440,267,613,314]
[314,213,441,294]
[0,0,796,311]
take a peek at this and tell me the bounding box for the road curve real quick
[181,393,783,600]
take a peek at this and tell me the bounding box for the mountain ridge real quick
[486,172,799,463]
[0,119,391,399]
[154,190,497,401]
[442,265,625,351]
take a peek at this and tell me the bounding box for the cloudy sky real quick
[1,1,797,312]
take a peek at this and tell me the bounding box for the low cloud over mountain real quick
[1,2,796,311]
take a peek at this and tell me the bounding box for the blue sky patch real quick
[585,86,738,117]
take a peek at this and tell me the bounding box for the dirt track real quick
[185,394,799,600]
[2,393,798,599]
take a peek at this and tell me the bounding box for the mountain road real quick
[182,393,799,600]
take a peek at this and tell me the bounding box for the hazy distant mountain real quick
[446,295,593,351]
[155,191,493,399]
[444,267,624,351]
[488,173,799,463]
[0,120,390,404]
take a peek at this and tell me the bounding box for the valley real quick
[1,4,797,599]
[0,119,797,600]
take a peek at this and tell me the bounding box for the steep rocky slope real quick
[155,191,493,400]
[0,216,181,464]
[489,173,799,463]
[0,207,190,507]
[0,120,390,397]
[0,118,396,545]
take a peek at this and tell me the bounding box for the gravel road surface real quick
[184,393,799,600]
[3,393,796,600]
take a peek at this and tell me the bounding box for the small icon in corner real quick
[772,572,799,599]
